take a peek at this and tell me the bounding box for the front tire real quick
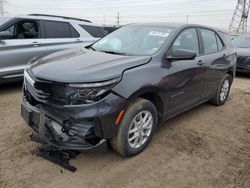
[211,74,232,106]
[111,98,158,157]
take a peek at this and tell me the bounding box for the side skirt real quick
[161,98,211,123]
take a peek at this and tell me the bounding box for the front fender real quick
[112,63,165,99]
[112,62,168,116]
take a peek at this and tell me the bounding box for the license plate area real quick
[21,104,41,131]
[21,105,31,124]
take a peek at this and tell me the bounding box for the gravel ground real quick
[0,75,249,188]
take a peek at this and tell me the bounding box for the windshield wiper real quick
[86,46,96,51]
[239,46,250,48]
[99,50,130,55]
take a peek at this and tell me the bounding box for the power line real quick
[8,4,233,17]
[5,0,237,27]
[117,12,120,26]
[7,0,234,10]
[9,0,233,8]
[186,14,189,23]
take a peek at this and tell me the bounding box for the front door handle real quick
[197,60,204,66]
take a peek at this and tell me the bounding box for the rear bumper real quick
[21,90,127,151]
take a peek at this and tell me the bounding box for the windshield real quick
[92,25,175,56]
[0,17,12,26]
[232,36,250,48]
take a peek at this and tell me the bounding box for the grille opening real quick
[24,77,69,106]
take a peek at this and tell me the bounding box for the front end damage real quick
[21,102,108,171]
[21,102,107,151]
[21,71,127,171]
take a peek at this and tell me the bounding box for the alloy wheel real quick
[127,111,153,149]
[220,78,230,102]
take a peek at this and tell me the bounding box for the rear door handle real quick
[75,39,82,43]
[32,41,39,47]
[197,60,204,66]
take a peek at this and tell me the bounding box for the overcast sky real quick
[3,0,243,29]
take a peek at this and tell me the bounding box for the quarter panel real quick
[201,49,235,100]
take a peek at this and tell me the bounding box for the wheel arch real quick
[127,86,165,124]
[226,69,234,82]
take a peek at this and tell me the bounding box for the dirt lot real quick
[0,75,249,188]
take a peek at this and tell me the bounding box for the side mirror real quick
[166,49,197,61]
[0,31,13,40]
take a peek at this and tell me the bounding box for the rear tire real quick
[210,74,232,106]
[111,98,158,157]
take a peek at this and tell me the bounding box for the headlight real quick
[66,78,120,103]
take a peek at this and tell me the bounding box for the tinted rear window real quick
[70,26,80,38]
[103,27,118,34]
[43,21,79,38]
[80,25,105,38]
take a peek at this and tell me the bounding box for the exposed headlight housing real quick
[66,78,120,104]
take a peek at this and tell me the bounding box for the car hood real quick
[236,48,250,56]
[29,48,151,83]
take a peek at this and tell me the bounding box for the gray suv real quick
[0,14,106,83]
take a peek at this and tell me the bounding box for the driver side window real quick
[172,28,199,55]
[4,20,39,39]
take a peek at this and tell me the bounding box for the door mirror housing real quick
[0,31,13,40]
[166,49,197,61]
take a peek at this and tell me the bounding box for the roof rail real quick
[28,14,92,23]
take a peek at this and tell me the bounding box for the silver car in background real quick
[0,14,106,83]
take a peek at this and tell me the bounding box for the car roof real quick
[12,14,100,26]
[129,22,185,28]
[127,22,228,33]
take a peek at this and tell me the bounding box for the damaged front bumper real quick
[21,90,127,151]
[21,102,106,150]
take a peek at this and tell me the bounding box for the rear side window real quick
[200,29,218,54]
[80,25,105,38]
[43,21,79,38]
[216,35,224,50]
[70,25,80,38]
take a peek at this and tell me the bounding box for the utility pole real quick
[103,14,106,26]
[116,12,120,27]
[186,14,189,23]
[0,0,4,16]
[229,0,250,34]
